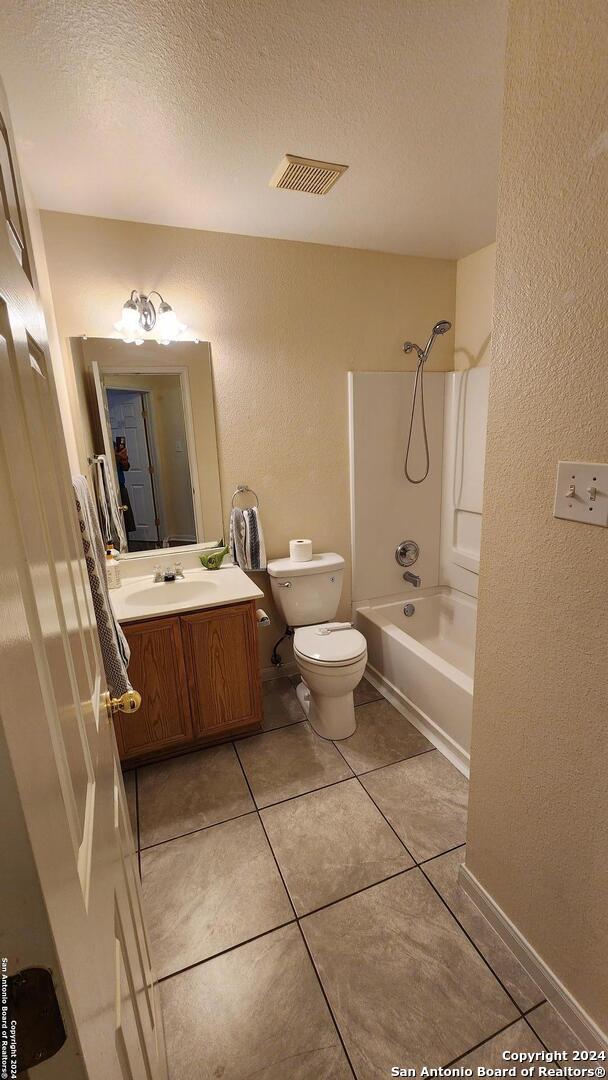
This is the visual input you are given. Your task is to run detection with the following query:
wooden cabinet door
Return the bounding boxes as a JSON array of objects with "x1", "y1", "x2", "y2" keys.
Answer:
[
  {"x1": 181, "y1": 601, "x2": 262, "y2": 738},
  {"x1": 117, "y1": 616, "x2": 193, "y2": 761}
]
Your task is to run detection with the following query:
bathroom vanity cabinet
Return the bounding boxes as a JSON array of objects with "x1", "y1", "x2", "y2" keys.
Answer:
[{"x1": 114, "y1": 599, "x2": 262, "y2": 765}]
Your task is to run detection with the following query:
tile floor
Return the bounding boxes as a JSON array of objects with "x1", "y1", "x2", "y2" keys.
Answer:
[{"x1": 125, "y1": 676, "x2": 582, "y2": 1079}]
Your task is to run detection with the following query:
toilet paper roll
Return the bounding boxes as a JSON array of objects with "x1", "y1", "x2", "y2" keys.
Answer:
[
  {"x1": 289, "y1": 538, "x2": 313, "y2": 562},
  {"x1": 256, "y1": 608, "x2": 271, "y2": 627}
]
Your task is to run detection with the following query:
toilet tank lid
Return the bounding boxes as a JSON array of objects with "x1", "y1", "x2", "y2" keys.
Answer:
[{"x1": 267, "y1": 552, "x2": 345, "y2": 578}]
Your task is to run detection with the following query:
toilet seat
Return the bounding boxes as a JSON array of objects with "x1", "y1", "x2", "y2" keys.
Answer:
[{"x1": 294, "y1": 623, "x2": 367, "y2": 665}]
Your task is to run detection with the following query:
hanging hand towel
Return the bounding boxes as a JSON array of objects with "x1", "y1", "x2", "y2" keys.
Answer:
[
  {"x1": 229, "y1": 506, "x2": 267, "y2": 571},
  {"x1": 73, "y1": 475, "x2": 132, "y2": 699},
  {"x1": 230, "y1": 507, "x2": 247, "y2": 569},
  {"x1": 92, "y1": 455, "x2": 128, "y2": 554}
]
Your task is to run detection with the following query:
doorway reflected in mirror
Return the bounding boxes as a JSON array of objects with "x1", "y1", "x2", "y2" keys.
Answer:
[
  {"x1": 70, "y1": 337, "x2": 224, "y2": 557},
  {"x1": 105, "y1": 375, "x2": 196, "y2": 551}
]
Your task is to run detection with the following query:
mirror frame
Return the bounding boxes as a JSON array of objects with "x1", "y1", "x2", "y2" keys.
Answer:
[{"x1": 73, "y1": 337, "x2": 224, "y2": 558}]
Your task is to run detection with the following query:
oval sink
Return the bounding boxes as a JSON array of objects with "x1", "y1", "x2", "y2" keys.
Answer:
[{"x1": 123, "y1": 579, "x2": 218, "y2": 608}]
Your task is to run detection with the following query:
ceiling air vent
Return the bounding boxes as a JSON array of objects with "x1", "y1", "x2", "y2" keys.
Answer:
[{"x1": 269, "y1": 154, "x2": 348, "y2": 196}]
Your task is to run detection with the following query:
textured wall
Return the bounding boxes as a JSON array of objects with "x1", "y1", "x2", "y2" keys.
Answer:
[
  {"x1": 453, "y1": 243, "x2": 495, "y2": 370},
  {"x1": 41, "y1": 211, "x2": 455, "y2": 667},
  {"x1": 466, "y1": 0, "x2": 608, "y2": 1032}
]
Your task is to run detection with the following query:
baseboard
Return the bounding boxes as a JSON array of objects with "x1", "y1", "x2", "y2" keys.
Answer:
[
  {"x1": 261, "y1": 660, "x2": 299, "y2": 682},
  {"x1": 364, "y1": 664, "x2": 470, "y2": 778},
  {"x1": 460, "y1": 863, "x2": 608, "y2": 1051}
]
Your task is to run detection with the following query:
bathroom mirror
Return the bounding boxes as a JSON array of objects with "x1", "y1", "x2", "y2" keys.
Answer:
[{"x1": 71, "y1": 337, "x2": 224, "y2": 555}]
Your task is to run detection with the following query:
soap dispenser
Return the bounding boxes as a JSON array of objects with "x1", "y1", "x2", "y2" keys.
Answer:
[{"x1": 105, "y1": 544, "x2": 121, "y2": 590}]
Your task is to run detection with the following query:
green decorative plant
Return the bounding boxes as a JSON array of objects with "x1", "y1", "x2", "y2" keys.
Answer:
[{"x1": 199, "y1": 546, "x2": 229, "y2": 571}]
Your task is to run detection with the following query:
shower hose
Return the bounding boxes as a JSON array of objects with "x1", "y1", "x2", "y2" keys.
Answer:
[{"x1": 404, "y1": 356, "x2": 430, "y2": 484}]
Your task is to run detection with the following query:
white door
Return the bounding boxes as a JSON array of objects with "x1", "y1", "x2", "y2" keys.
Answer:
[
  {"x1": 107, "y1": 388, "x2": 160, "y2": 544},
  {"x1": 0, "y1": 79, "x2": 167, "y2": 1079}
]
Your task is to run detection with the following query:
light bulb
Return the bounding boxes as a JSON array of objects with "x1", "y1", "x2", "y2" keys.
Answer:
[
  {"x1": 121, "y1": 298, "x2": 140, "y2": 331},
  {"x1": 156, "y1": 302, "x2": 179, "y2": 341}
]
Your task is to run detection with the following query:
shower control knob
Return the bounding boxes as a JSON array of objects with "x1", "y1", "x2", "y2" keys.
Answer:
[{"x1": 395, "y1": 540, "x2": 419, "y2": 567}]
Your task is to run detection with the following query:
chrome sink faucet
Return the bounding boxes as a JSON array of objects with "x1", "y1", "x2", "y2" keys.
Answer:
[
  {"x1": 153, "y1": 562, "x2": 185, "y2": 582},
  {"x1": 403, "y1": 571, "x2": 421, "y2": 587}
]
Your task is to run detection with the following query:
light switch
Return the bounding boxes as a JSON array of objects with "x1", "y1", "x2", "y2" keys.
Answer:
[{"x1": 553, "y1": 461, "x2": 608, "y2": 526}]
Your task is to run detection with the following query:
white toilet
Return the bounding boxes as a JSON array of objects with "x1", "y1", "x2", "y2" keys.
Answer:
[{"x1": 267, "y1": 552, "x2": 367, "y2": 740}]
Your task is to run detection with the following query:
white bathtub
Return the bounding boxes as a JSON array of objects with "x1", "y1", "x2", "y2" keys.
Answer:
[{"x1": 354, "y1": 587, "x2": 476, "y2": 775}]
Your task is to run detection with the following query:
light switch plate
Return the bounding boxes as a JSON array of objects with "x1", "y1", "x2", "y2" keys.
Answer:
[{"x1": 553, "y1": 461, "x2": 608, "y2": 526}]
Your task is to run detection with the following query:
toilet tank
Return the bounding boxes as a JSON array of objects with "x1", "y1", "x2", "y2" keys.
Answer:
[{"x1": 267, "y1": 553, "x2": 344, "y2": 627}]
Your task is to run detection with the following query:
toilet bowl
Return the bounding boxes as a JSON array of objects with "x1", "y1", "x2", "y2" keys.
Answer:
[
  {"x1": 293, "y1": 623, "x2": 367, "y2": 740},
  {"x1": 267, "y1": 552, "x2": 368, "y2": 740}
]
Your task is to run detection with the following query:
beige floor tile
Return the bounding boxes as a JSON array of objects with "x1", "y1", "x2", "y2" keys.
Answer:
[
  {"x1": 262, "y1": 676, "x2": 306, "y2": 730},
  {"x1": 526, "y1": 1002, "x2": 583, "y2": 1052},
  {"x1": 160, "y1": 924, "x2": 352, "y2": 1080},
  {"x1": 423, "y1": 847, "x2": 543, "y2": 1010},
  {"x1": 361, "y1": 751, "x2": 468, "y2": 861},
  {"x1": 301, "y1": 870, "x2": 518, "y2": 1076},
  {"x1": 261, "y1": 779, "x2": 413, "y2": 915},
  {"x1": 138, "y1": 743, "x2": 254, "y2": 848},
  {"x1": 122, "y1": 769, "x2": 138, "y2": 843},
  {"x1": 353, "y1": 676, "x2": 383, "y2": 707},
  {"x1": 236, "y1": 722, "x2": 353, "y2": 808},
  {"x1": 141, "y1": 814, "x2": 292, "y2": 978},
  {"x1": 456, "y1": 1019, "x2": 544, "y2": 1073},
  {"x1": 337, "y1": 698, "x2": 433, "y2": 774}
]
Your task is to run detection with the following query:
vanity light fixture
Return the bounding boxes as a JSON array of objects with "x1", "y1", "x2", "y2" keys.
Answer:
[{"x1": 114, "y1": 290, "x2": 187, "y2": 345}]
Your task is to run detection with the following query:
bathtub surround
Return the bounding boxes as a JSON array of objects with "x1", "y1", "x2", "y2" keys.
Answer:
[
  {"x1": 349, "y1": 368, "x2": 490, "y2": 606},
  {"x1": 349, "y1": 362, "x2": 489, "y2": 771},
  {"x1": 349, "y1": 238, "x2": 494, "y2": 606},
  {"x1": 348, "y1": 371, "x2": 445, "y2": 603},
  {"x1": 465, "y1": 0, "x2": 608, "y2": 1044},
  {"x1": 440, "y1": 367, "x2": 490, "y2": 597},
  {"x1": 40, "y1": 210, "x2": 455, "y2": 669},
  {"x1": 441, "y1": 242, "x2": 495, "y2": 594}
]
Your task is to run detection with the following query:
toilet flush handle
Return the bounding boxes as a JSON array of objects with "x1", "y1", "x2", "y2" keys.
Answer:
[{"x1": 275, "y1": 580, "x2": 292, "y2": 587}]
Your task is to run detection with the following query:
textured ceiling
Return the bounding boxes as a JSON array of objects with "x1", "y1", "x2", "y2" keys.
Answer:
[{"x1": 0, "y1": 0, "x2": 507, "y2": 258}]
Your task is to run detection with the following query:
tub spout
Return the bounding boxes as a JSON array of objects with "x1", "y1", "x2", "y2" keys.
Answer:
[{"x1": 403, "y1": 571, "x2": 421, "y2": 587}]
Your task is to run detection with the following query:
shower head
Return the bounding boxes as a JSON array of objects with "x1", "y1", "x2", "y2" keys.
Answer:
[
  {"x1": 403, "y1": 319, "x2": 452, "y2": 362},
  {"x1": 433, "y1": 320, "x2": 452, "y2": 336}
]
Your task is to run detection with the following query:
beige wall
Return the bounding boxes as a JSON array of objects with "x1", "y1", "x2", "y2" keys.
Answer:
[
  {"x1": 453, "y1": 243, "x2": 495, "y2": 370},
  {"x1": 466, "y1": 0, "x2": 608, "y2": 1035},
  {"x1": 41, "y1": 211, "x2": 455, "y2": 667}
]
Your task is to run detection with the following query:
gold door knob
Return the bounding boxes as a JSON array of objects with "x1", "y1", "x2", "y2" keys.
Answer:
[{"x1": 108, "y1": 689, "x2": 142, "y2": 715}]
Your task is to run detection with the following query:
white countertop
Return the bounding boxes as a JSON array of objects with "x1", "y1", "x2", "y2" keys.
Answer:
[{"x1": 111, "y1": 565, "x2": 264, "y2": 624}]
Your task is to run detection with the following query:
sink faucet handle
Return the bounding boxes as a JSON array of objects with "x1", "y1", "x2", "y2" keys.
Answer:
[
  {"x1": 174, "y1": 562, "x2": 185, "y2": 579},
  {"x1": 153, "y1": 564, "x2": 163, "y2": 583}
]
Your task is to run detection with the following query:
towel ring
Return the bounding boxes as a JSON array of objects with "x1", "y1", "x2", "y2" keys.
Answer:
[{"x1": 231, "y1": 484, "x2": 259, "y2": 509}]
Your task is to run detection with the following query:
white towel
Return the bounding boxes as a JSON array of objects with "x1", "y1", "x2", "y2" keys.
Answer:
[
  {"x1": 92, "y1": 455, "x2": 127, "y2": 554},
  {"x1": 73, "y1": 475, "x2": 132, "y2": 698},
  {"x1": 230, "y1": 506, "x2": 266, "y2": 571}
]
